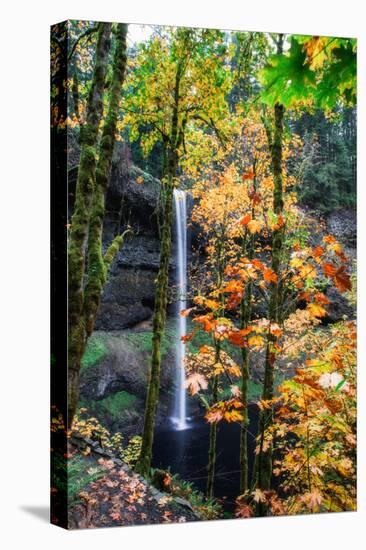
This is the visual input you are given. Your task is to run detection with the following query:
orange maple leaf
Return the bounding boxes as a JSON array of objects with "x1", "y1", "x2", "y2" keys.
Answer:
[
  {"x1": 313, "y1": 245, "x2": 324, "y2": 258},
  {"x1": 224, "y1": 280, "x2": 243, "y2": 294},
  {"x1": 322, "y1": 262, "x2": 337, "y2": 278},
  {"x1": 263, "y1": 268, "x2": 278, "y2": 283},
  {"x1": 252, "y1": 258, "x2": 265, "y2": 270},
  {"x1": 323, "y1": 234, "x2": 336, "y2": 244},
  {"x1": 242, "y1": 171, "x2": 254, "y2": 180},
  {"x1": 333, "y1": 266, "x2": 351, "y2": 292},
  {"x1": 180, "y1": 307, "x2": 193, "y2": 317},
  {"x1": 239, "y1": 213, "x2": 251, "y2": 226},
  {"x1": 205, "y1": 408, "x2": 224, "y2": 423}
]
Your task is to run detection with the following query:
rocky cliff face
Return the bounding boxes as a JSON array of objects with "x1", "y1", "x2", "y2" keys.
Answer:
[
  {"x1": 78, "y1": 329, "x2": 177, "y2": 435},
  {"x1": 96, "y1": 162, "x2": 163, "y2": 330},
  {"x1": 68, "y1": 144, "x2": 164, "y2": 330}
]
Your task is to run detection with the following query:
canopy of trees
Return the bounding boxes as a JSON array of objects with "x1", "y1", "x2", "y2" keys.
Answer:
[{"x1": 51, "y1": 20, "x2": 356, "y2": 527}]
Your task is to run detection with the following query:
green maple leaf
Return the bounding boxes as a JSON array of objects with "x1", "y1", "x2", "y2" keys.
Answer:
[
  {"x1": 258, "y1": 36, "x2": 356, "y2": 110},
  {"x1": 314, "y1": 43, "x2": 357, "y2": 109},
  {"x1": 258, "y1": 38, "x2": 316, "y2": 107}
]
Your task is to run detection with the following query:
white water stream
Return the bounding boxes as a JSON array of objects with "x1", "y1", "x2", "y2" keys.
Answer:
[{"x1": 172, "y1": 189, "x2": 188, "y2": 430}]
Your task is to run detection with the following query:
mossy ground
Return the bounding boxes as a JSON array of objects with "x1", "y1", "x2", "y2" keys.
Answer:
[
  {"x1": 81, "y1": 335, "x2": 107, "y2": 370},
  {"x1": 79, "y1": 391, "x2": 138, "y2": 424}
]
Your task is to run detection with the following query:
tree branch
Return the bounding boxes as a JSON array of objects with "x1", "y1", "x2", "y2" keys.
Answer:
[
  {"x1": 103, "y1": 228, "x2": 132, "y2": 272},
  {"x1": 68, "y1": 24, "x2": 99, "y2": 61}
]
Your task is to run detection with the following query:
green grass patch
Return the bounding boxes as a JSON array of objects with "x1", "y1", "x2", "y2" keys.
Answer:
[
  {"x1": 124, "y1": 321, "x2": 177, "y2": 357},
  {"x1": 81, "y1": 335, "x2": 107, "y2": 371},
  {"x1": 80, "y1": 391, "x2": 138, "y2": 423}
]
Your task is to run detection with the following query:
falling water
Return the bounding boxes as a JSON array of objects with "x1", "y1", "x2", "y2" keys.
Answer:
[{"x1": 172, "y1": 189, "x2": 188, "y2": 430}]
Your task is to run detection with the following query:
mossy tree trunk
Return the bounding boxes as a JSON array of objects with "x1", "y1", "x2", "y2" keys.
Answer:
[
  {"x1": 137, "y1": 59, "x2": 183, "y2": 476},
  {"x1": 137, "y1": 147, "x2": 177, "y2": 476},
  {"x1": 68, "y1": 22, "x2": 112, "y2": 428},
  {"x1": 84, "y1": 23, "x2": 128, "y2": 338},
  {"x1": 68, "y1": 23, "x2": 129, "y2": 428},
  {"x1": 253, "y1": 35, "x2": 284, "y2": 511}
]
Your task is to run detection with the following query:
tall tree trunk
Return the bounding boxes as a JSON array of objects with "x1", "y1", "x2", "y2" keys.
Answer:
[
  {"x1": 207, "y1": 374, "x2": 219, "y2": 498},
  {"x1": 68, "y1": 23, "x2": 112, "y2": 428},
  {"x1": 239, "y1": 166, "x2": 257, "y2": 494},
  {"x1": 137, "y1": 54, "x2": 184, "y2": 476},
  {"x1": 239, "y1": 281, "x2": 252, "y2": 493},
  {"x1": 84, "y1": 23, "x2": 128, "y2": 338},
  {"x1": 206, "y1": 234, "x2": 225, "y2": 498},
  {"x1": 253, "y1": 35, "x2": 284, "y2": 511},
  {"x1": 137, "y1": 151, "x2": 177, "y2": 476}
]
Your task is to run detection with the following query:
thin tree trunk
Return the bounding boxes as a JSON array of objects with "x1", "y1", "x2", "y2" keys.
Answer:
[
  {"x1": 207, "y1": 374, "x2": 219, "y2": 498},
  {"x1": 68, "y1": 23, "x2": 112, "y2": 428},
  {"x1": 137, "y1": 54, "x2": 184, "y2": 476},
  {"x1": 137, "y1": 155, "x2": 176, "y2": 476},
  {"x1": 253, "y1": 35, "x2": 284, "y2": 511},
  {"x1": 239, "y1": 283, "x2": 252, "y2": 493},
  {"x1": 72, "y1": 61, "x2": 80, "y2": 123},
  {"x1": 206, "y1": 232, "x2": 225, "y2": 498},
  {"x1": 239, "y1": 166, "x2": 257, "y2": 494}
]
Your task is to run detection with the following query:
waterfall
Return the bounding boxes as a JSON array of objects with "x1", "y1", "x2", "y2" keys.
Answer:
[{"x1": 172, "y1": 189, "x2": 188, "y2": 431}]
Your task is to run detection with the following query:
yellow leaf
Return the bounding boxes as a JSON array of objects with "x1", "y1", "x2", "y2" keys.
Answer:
[
  {"x1": 307, "y1": 303, "x2": 327, "y2": 318},
  {"x1": 248, "y1": 335, "x2": 264, "y2": 348},
  {"x1": 247, "y1": 219, "x2": 263, "y2": 234}
]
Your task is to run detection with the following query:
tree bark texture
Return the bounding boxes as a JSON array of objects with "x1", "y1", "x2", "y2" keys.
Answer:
[
  {"x1": 68, "y1": 23, "x2": 129, "y2": 429},
  {"x1": 67, "y1": 22, "x2": 112, "y2": 428},
  {"x1": 253, "y1": 35, "x2": 285, "y2": 509}
]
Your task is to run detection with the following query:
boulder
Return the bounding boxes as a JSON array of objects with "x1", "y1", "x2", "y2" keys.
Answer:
[{"x1": 324, "y1": 286, "x2": 354, "y2": 324}]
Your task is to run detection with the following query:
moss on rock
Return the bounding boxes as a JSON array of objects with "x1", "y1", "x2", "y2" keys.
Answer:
[
  {"x1": 81, "y1": 335, "x2": 107, "y2": 371},
  {"x1": 79, "y1": 390, "x2": 138, "y2": 427}
]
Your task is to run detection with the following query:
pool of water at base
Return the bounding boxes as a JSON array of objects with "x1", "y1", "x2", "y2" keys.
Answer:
[{"x1": 152, "y1": 405, "x2": 258, "y2": 512}]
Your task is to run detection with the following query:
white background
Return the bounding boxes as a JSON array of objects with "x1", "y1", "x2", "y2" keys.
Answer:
[{"x1": 0, "y1": 0, "x2": 365, "y2": 548}]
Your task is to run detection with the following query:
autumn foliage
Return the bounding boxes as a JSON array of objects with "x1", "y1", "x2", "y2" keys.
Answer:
[
  {"x1": 182, "y1": 109, "x2": 355, "y2": 514},
  {"x1": 52, "y1": 22, "x2": 356, "y2": 526}
]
